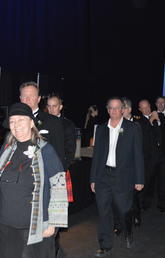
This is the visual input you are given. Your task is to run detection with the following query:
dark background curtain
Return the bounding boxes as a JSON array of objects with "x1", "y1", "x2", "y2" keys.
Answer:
[
  {"x1": 0, "y1": 0, "x2": 88, "y2": 73},
  {"x1": 0, "y1": 0, "x2": 165, "y2": 126}
]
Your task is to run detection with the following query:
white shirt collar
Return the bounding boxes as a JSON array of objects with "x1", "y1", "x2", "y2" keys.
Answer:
[
  {"x1": 108, "y1": 117, "x2": 123, "y2": 130},
  {"x1": 33, "y1": 108, "x2": 39, "y2": 114},
  {"x1": 144, "y1": 114, "x2": 151, "y2": 119},
  {"x1": 157, "y1": 110, "x2": 165, "y2": 115},
  {"x1": 33, "y1": 108, "x2": 39, "y2": 117}
]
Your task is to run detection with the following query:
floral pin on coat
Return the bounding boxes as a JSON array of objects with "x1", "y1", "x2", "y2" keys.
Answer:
[
  {"x1": 119, "y1": 128, "x2": 124, "y2": 135},
  {"x1": 37, "y1": 120, "x2": 42, "y2": 126},
  {"x1": 23, "y1": 145, "x2": 36, "y2": 159}
]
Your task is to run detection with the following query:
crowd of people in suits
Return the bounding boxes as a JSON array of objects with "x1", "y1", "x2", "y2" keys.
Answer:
[
  {"x1": 90, "y1": 96, "x2": 165, "y2": 257},
  {"x1": 0, "y1": 80, "x2": 165, "y2": 258},
  {"x1": 123, "y1": 97, "x2": 165, "y2": 214}
]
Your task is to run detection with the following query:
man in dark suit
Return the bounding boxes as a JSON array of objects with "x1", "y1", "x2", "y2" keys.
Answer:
[
  {"x1": 47, "y1": 93, "x2": 76, "y2": 257},
  {"x1": 90, "y1": 97, "x2": 144, "y2": 257},
  {"x1": 121, "y1": 98, "x2": 143, "y2": 228},
  {"x1": 138, "y1": 99, "x2": 162, "y2": 210},
  {"x1": 155, "y1": 96, "x2": 165, "y2": 117},
  {"x1": 19, "y1": 81, "x2": 65, "y2": 166},
  {"x1": 155, "y1": 97, "x2": 165, "y2": 212},
  {"x1": 47, "y1": 93, "x2": 76, "y2": 171}
]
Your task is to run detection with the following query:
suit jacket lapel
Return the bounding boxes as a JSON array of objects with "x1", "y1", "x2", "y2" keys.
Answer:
[
  {"x1": 116, "y1": 118, "x2": 127, "y2": 166},
  {"x1": 102, "y1": 123, "x2": 109, "y2": 162}
]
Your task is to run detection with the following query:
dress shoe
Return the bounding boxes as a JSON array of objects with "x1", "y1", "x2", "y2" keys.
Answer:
[
  {"x1": 113, "y1": 228, "x2": 122, "y2": 236},
  {"x1": 95, "y1": 248, "x2": 111, "y2": 257},
  {"x1": 134, "y1": 216, "x2": 141, "y2": 227},
  {"x1": 125, "y1": 234, "x2": 133, "y2": 249}
]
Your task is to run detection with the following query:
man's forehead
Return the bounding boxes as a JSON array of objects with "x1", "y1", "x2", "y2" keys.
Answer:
[
  {"x1": 48, "y1": 97, "x2": 60, "y2": 105},
  {"x1": 20, "y1": 86, "x2": 38, "y2": 94},
  {"x1": 109, "y1": 99, "x2": 122, "y2": 106},
  {"x1": 157, "y1": 98, "x2": 165, "y2": 103},
  {"x1": 48, "y1": 103, "x2": 59, "y2": 107},
  {"x1": 139, "y1": 101, "x2": 150, "y2": 107}
]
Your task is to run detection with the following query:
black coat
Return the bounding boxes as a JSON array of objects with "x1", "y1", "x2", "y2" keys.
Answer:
[
  {"x1": 90, "y1": 118, "x2": 144, "y2": 192},
  {"x1": 158, "y1": 112, "x2": 165, "y2": 156},
  {"x1": 59, "y1": 116, "x2": 76, "y2": 170},
  {"x1": 35, "y1": 110, "x2": 65, "y2": 166},
  {"x1": 137, "y1": 115, "x2": 161, "y2": 162}
]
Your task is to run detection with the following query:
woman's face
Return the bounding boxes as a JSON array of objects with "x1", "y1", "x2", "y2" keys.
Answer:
[{"x1": 9, "y1": 115, "x2": 34, "y2": 142}]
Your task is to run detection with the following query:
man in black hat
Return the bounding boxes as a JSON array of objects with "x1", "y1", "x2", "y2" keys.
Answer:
[{"x1": 19, "y1": 81, "x2": 65, "y2": 166}]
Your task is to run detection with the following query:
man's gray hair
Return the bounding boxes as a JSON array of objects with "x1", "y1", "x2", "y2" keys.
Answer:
[
  {"x1": 19, "y1": 81, "x2": 40, "y2": 95},
  {"x1": 122, "y1": 97, "x2": 132, "y2": 108},
  {"x1": 106, "y1": 97, "x2": 125, "y2": 109}
]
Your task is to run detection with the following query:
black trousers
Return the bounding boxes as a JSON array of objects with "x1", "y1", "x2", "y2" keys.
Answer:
[
  {"x1": 95, "y1": 167, "x2": 133, "y2": 250},
  {"x1": 0, "y1": 223, "x2": 56, "y2": 258},
  {"x1": 157, "y1": 157, "x2": 165, "y2": 209},
  {"x1": 138, "y1": 152, "x2": 165, "y2": 210},
  {"x1": 139, "y1": 155, "x2": 158, "y2": 209}
]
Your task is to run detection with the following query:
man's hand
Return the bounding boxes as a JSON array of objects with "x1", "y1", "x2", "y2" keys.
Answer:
[
  {"x1": 43, "y1": 226, "x2": 55, "y2": 238},
  {"x1": 91, "y1": 182, "x2": 95, "y2": 193},
  {"x1": 135, "y1": 184, "x2": 144, "y2": 191},
  {"x1": 150, "y1": 111, "x2": 159, "y2": 124}
]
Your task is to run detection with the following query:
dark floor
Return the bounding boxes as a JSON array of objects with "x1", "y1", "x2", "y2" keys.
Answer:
[{"x1": 58, "y1": 201, "x2": 165, "y2": 258}]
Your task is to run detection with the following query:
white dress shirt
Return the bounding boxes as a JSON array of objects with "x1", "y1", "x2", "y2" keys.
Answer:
[
  {"x1": 106, "y1": 117, "x2": 123, "y2": 167},
  {"x1": 33, "y1": 108, "x2": 39, "y2": 117},
  {"x1": 144, "y1": 114, "x2": 151, "y2": 120}
]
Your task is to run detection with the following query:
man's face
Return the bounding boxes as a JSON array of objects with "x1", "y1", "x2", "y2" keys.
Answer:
[
  {"x1": 47, "y1": 97, "x2": 63, "y2": 116},
  {"x1": 20, "y1": 86, "x2": 41, "y2": 111},
  {"x1": 123, "y1": 105, "x2": 132, "y2": 119},
  {"x1": 156, "y1": 98, "x2": 165, "y2": 112},
  {"x1": 107, "y1": 99, "x2": 123, "y2": 120},
  {"x1": 138, "y1": 100, "x2": 151, "y2": 116}
]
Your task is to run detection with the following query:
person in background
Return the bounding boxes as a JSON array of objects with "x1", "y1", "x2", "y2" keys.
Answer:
[
  {"x1": 155, "y1": 96, "x2": 165, "y2": 116},
  {"x1": 47, "y1": 93, "x2": 76, "y2": 171},
  {"x1": 122, "y1": 98, "x2": 134, "y2": 121},
  {"x1": 83, "y1": 105, "x2": 99, "y2": 147},
  {"x1": 122, "y1": 98, "x2": 143, "y2": 227},
  {"x1": 138, "y1": 99, "x2": 162, "y2": 211},
  {"x1": 155, "y1": 97, "x2": 165, "y2": 212},
  {"x1": 47, "y1": 93, "x2": 76, "y2": 256},
  {"x1": 90, "y1": 97, "x2": 144, "y2": 257},
  {"x1": 19, "y1": 81, "x2": 65, "y2": 167},
  {"x1": 0, "y1": 103, "x2": 68, "y2": 258}
]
